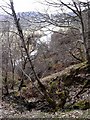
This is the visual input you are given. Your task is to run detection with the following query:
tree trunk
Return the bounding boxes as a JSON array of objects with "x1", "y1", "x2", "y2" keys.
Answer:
[
  {"x1": 4, "y1": 74, "x2": 9, "y2": 95},
  {"x1": 87, "y1": 8, "x2": 90, "y2": 66},
  {"x1": 9, "y1": 0, "x2": 56, "y2": 108}
]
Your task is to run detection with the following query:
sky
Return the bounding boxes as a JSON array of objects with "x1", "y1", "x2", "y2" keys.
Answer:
[
  {"x1": 0, "y1": 0, "x2": 46, "y2": 13},
  {"x1": 12, "y1": 0, "x2": 45, "y2": 12},
  {"x1": 0, "y1": 0, "x2": 89, "y2": 14}
]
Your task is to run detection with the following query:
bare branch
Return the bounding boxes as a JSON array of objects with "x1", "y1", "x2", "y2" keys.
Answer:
[{"x1": 0, "y1": 6, "x2": 13, "y2": 16}]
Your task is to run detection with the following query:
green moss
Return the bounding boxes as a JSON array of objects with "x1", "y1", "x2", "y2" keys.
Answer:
[
  {"x1": 49, "y1": 81, "x2": 58, "y2": 93},
  {"x1": 73, "y1": 100, "x2": 90, "y2": 110},
  {"x1": 56, "y1": 90, "x2": 64, "y2": 97},
  {"x1": 50, "y1": 81, "x2": 56, "y2": 87},
  {"x1": 14, "y1": 91, "x2": 20, "y2": 96}
]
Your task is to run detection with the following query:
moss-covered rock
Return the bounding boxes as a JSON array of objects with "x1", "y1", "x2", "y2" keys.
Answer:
[{"x1": 41, "y1": 61, "x2": 89, "y2": 86}]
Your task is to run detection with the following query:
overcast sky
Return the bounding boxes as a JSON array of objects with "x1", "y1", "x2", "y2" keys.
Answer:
[
  {"x1": 0, "y1": 0, "x2": 89, "y2": 14},
  {"x1": 12, "y1": 0, "x2": 45, "y2": 12},
  {"x1": 0, "y1": 0, "x2": 46, "y2": 13}
]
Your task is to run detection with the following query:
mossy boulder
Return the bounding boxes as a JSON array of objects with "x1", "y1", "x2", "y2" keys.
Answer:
[{"x1": 41, "y1": 61, "x2": 89, "y2": 86}]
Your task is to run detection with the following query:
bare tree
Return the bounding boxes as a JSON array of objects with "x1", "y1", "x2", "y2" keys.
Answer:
[
  {"x1": 1, "y1": 21, "x2": 10, "y2": 95},
  {"x1": 7, "y1": 21, "x2": 16, "y2": 90},
  {"x1": 38, "y1": 0, "x2": 90, "y2": 65},
  {"x1": 60, "y1": 0, "x2": 90, "y2": 65},
  {"x1": 8, "y1": 0, "x2": 57, "y2": 108}
]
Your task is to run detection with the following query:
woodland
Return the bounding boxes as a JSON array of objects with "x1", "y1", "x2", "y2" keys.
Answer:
[{"x1": 0, "y1": 0, "x2": 90, "y2": 119}]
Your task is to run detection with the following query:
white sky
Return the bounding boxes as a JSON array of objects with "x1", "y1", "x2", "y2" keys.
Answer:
[
  {"x1": 12, "y1": 0, "x2": 45, "y2": 12},
  {"x1": 0, "y1": 0, "x2": 46, "y2": 13},
  {"x1": 0, "y1": 0, "x2": 89, "y2": 14}
]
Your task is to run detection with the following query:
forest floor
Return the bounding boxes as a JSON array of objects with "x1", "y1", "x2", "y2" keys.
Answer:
[
  {"x1": 1, "y1": 62, "x2": 90, "y2": 119},
  {"x1": 1, "y1": 97, "x2": 90, "y2": 119}
]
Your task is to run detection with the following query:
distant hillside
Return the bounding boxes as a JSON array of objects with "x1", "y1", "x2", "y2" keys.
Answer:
[
  {"x1": 0, "y1": 11, "x2": 75, "y2": 31},
  {"x1": 0, "y1": 11, "x2": 46, "y2": 30}
]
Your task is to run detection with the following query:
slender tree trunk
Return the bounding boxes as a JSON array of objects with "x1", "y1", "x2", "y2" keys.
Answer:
[
  {"x1": 87, "y1": 8, "x2": 90, "y2": 65},
  {"x1": 18, "y1": 59, "x2": 27, "y2": 91},
  {"x1": 9, "y1": 0, "x2": 56, "y2": 108},
  {"x1": 4, "y1": 76, "x2": 9, "y2": 95},
  {"x1": 11, "y1": 66, "x2": 15, "y2": 90}
]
